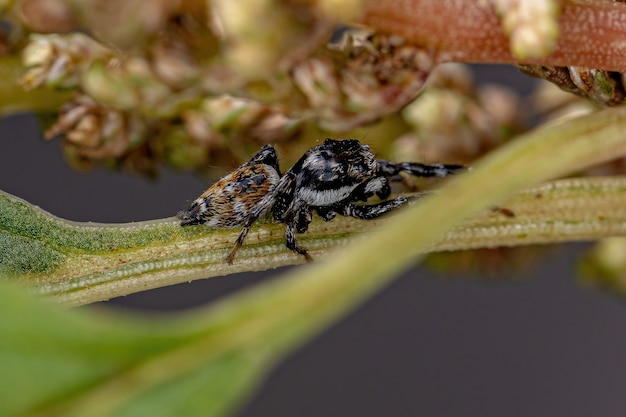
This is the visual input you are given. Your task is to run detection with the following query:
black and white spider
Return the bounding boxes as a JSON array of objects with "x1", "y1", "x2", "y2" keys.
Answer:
[{"x1": 177, "y1": 139, "x2": 464, "y2": 264}]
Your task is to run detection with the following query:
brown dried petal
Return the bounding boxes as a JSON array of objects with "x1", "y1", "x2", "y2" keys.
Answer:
[
  {"x1": 150, "y1": 40, "x2": 199, "y2": 88},
  {"x1": 293, "y1": 31, "x2": 435, "y2": 131},
  {"x1": 22, "y1": 33, "x2": 113, "y2": 89},
  {"x1": 47, "y1": 94, "x2": 148, "y2": 161},
  {"x1": 66, "y1": 113, "x2": 101, "y2": 147},
  {"x1": 45, "y1": 102, "x2": 91, "y2": 139},
  {"x1": 294, "y1": 58, "x2": 342, "y2": 109}
]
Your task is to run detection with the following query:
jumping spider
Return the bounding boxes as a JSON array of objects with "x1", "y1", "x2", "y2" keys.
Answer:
[{"x1": 178, "y1": 139, "x2": 464, "y2": 264}]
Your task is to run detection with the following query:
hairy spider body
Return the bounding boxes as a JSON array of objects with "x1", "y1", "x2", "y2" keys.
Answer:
[
  {"x1": 178, "y1": 139, "x2": 464, "y2": 264},
  {"x1": 177, "y1": 145, "x2": 281, "y2": 228}
]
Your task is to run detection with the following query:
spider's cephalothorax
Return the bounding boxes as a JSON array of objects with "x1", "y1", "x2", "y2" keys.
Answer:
[{"x1": 178, "y1": 139, "x2": 465, "y2": 264}]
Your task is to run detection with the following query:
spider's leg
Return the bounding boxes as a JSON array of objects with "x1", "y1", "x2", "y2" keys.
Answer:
[
  {"x1": 227, "y1": 223, "x2": 252, "y2": 265},
  {"x1": 378, "y1": 160, "x2": 465, "y2": 179},
  {"x1": 295, "y1": 207, "x2": 313, "y2": 233},
  {"x1": 337, "y1": 191, "x2": 431, "y2": 224},
  {"x1": 375, "y1": 179, "x2": 391, "y2": 200},
  {"x1": 316, "y1": 207, "x2": 337, "y2": 222},
  {"x1": 227, "y1": 196, "x2": 276, "y2": 264},
  {"x1": 285, "y1": 221, "x2": 313, "y2": 262},
  {"x1": 339, "y1": 196, "x2": 409, "y2": 220},
  {"x1": 226, "y1": 210, "x2": 273, "y2": 264},
  {"x1": 351, "y1": 176, "x2": 391, "y2": 201}
]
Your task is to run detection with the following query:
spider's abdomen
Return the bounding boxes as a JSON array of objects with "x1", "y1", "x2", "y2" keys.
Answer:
[{"x1": 178, "y1": 164, "x2": 280, "y2": 228}]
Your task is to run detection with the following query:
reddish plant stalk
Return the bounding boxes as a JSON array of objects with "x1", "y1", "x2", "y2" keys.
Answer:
[{"x1": 361, "y1": 0, "x2": 626, "y2": 71}]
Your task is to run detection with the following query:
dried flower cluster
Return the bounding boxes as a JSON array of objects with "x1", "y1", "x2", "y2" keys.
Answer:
[
  {"x1": 0, "y1": 0, "x2": 441, "y2": 175},
  {"x1": 395, "y1": 64, "x2": 526, "y2": 166},
  {"x1": 2, "y1": 0, "x2": 625, "y2": 178}
]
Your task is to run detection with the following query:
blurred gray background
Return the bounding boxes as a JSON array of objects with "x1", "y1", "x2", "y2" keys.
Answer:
[{"x1": 2, "y1": 66, "x2": 626, "y2": 417}]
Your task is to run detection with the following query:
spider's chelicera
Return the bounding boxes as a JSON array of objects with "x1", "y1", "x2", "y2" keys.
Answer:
[{"x1": 177, "y1": 139, "x2": 464, "y2": 264}]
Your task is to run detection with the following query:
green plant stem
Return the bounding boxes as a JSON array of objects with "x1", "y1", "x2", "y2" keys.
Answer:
[
  {"x1": 0, "y1": 176, "x2": 625, "y2": 306},
  {"x1": 4, "y1": 107, "x2": 626, "y2": 306}
]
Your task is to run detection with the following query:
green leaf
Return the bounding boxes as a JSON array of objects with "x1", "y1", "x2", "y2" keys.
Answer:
[
  {"x1": 0, "y1": 283, "x2": 192, "y2": 417},
  {"x1": 0, "y1": 278, "x2": 319, "y2": 417}
]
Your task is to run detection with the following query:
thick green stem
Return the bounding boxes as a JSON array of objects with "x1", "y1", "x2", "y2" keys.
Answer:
[
  {"x1": 1, "y1": 175, "x2": 625, "y2": 306},
  {"x1": 4, "y1": 107, "x2": 626, "y2": 306}
]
